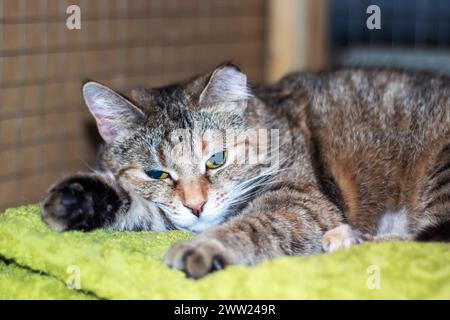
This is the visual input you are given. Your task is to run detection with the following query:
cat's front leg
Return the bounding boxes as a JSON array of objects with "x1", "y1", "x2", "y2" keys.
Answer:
[
  {"x1": 165, "y1": 187, "x2": 345, "y2": 278},
  {"x1": 41, "y1": 173, "x2": 126, "y2": 231},
  {"x1": 164, "y1": 237, "x2": 233, "y2": 279}
]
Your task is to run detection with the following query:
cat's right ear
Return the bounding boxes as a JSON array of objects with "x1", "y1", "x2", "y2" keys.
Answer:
[
  {"x1": 198, "y1": 64, "x2": 252, "y2": 114},
  {"x1": 82, "y1": 82, "x2": 146, "y2": 144}
]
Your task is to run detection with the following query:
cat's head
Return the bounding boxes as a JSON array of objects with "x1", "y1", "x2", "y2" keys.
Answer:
[{"x1": 82, "y1": 64, "x2": 274, "y2": 232}]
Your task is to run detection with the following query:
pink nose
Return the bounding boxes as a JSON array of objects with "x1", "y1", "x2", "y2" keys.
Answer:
[{"x1": 184, "y1": 200, "x2": 206, "y2": 217}]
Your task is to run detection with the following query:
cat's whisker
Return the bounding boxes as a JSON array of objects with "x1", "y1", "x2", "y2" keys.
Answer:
[
  {"x1": 233, "y1": 167, "x2": 291, "y2": 190},
  {"x1": 154, "y1": 202, "x2": 175, "y2": 216},
  {"x1": 78, "y1": 158, "x2": 97, "y2": 173},
  {"x1": 220, "y1": 166, "x2": 292, "y2": 211}
]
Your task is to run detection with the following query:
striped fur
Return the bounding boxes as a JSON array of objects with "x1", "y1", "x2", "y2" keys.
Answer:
[{"x1": 42, "y1": 65, "x2": 450, "y2": 278}]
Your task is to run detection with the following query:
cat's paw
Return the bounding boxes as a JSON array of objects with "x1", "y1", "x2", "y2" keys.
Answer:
[
  {"x1": 41, "y1": 176, "x2": 119, "y2": 232},
  {"x1": 164, "y1": 239, "x2": 231, "y2": 279},
  {"x1": 42, "y1": 178, "x2": 95, "y2": 231},
  {"x1": 322, "y1": 224, "x2": 363, "y2": 252}
]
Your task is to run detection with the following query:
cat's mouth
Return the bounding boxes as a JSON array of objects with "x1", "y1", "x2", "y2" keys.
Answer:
[
  {"x1": 154, "y1": 200, "x2": 229, "y2": 232},
  {"x1": 188, "y1": 209, "x2": 230, "y2": 232},
  {"x1": 180, "y1": 211, "x2": 228, "y2": 233}
]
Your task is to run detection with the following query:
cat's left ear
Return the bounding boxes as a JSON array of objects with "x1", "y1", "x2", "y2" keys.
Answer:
[
  {"x1": 198, "y1": 64, "x2": 252, "y2": 114},
  {"x1": 82, "y1": 81, "x2": 146, "y2": 144}
]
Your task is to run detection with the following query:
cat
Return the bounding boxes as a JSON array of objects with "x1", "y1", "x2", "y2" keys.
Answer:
[{"x1": 42, "y1": 63, "x2": 450, "y2": 279}]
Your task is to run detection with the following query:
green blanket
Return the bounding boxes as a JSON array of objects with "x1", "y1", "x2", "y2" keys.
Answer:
[{"x1": 0, "y1": 205, "x2": 448, "y2": 299}]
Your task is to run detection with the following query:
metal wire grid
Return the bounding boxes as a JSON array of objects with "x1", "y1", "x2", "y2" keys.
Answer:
[
  {"x1": 328, "y1": 0, "x2": 450, "y2": 74},
  {"x1": 330, "y1": 0, "x2": 450, "y2": 48},
  {"x1": 0, "y1": 0, "x2": 266, "y2": 211}
]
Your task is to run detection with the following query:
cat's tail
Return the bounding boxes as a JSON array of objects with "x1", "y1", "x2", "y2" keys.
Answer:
[{"x1": 415, "y1": 221, "x2": 450, "y2": 242}]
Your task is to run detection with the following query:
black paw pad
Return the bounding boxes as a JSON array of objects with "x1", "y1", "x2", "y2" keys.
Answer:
[
  {"x1": 60, "y1": 183, "x2": 84, "y2": 206},
  {"x1": 211, "y1": 255, "x2": 226, "y2": 271},
  {"x1": 41, "y1": 176, "x2": 120, "y2": 232}
]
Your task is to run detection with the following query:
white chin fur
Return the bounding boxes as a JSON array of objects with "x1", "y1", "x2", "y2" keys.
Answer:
[
  {"x1": 172, "y1": 214, "x2": 225, "y2": 233},
  {"x1": 169, "y1": 202, "x2": 228, "y2": 233},
  {"x1": 185, "y1": 216, "x2": 225, "y2": 233}
]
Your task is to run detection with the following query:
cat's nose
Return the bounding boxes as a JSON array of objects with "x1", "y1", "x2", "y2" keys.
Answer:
[{"x1": 184, "y1": 200, "x2": 206, "y2": 217}]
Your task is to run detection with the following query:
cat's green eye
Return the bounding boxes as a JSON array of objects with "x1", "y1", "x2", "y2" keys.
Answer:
[
  {"x1": 145, "y1": 170, "x2": 170, "y2": 180},
  {"x1": 206, "y1": 151, "x2": 227, "y2": 169}
]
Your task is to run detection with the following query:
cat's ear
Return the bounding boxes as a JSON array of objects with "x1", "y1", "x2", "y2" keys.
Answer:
[
  {"x1": 82, "y1": 81, "x2": 146, "y2": 144},
  {"x1": 198, "y1": 64, "x2": 252, "y2": 113}
]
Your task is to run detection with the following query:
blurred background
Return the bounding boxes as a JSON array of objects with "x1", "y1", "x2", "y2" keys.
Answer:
[{"x1": 0, "y1": 0, "x2": 449, "y2": 211}]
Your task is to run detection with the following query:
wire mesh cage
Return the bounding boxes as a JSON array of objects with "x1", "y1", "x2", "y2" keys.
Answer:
[
  {"x1": 329, "y1": 0, "x2": 450, "y2": 73},
  {"x1": 0, "y1": 0, "x2": 267, "y2": 211}
]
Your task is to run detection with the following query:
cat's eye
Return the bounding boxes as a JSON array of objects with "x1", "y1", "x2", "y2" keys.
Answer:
[
  {"x1": 206, "y1": 151, "x2": 227, "y2": 169},
  {"x1": 145, "y1": 170, "x2": 170, "y2": 180}
]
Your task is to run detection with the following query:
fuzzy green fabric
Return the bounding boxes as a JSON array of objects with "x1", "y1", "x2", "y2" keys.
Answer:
[{"x1": 0, "y1": 204, "x2": 448, "y2": 299}]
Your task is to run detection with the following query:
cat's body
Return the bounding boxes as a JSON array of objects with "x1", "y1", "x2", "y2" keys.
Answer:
[{"x1": 42, "y1": 66, "x2": 450, "y2": 278}]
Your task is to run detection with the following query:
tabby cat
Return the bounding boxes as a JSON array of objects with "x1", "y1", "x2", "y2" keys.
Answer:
[{"x1": 42, "y1": 64, "x2": 450, "y2": 278}]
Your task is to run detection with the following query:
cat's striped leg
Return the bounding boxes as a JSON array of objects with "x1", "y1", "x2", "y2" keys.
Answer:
[
  {"x1": 41, "y1": 173, "x2": 129, "y2": 231},
  {"x1": 413, "y1": 145, "x2": 450, "y2": 241},
  {"x1": 164, "y1": 185, "x2": 345, "y2": 279}
]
